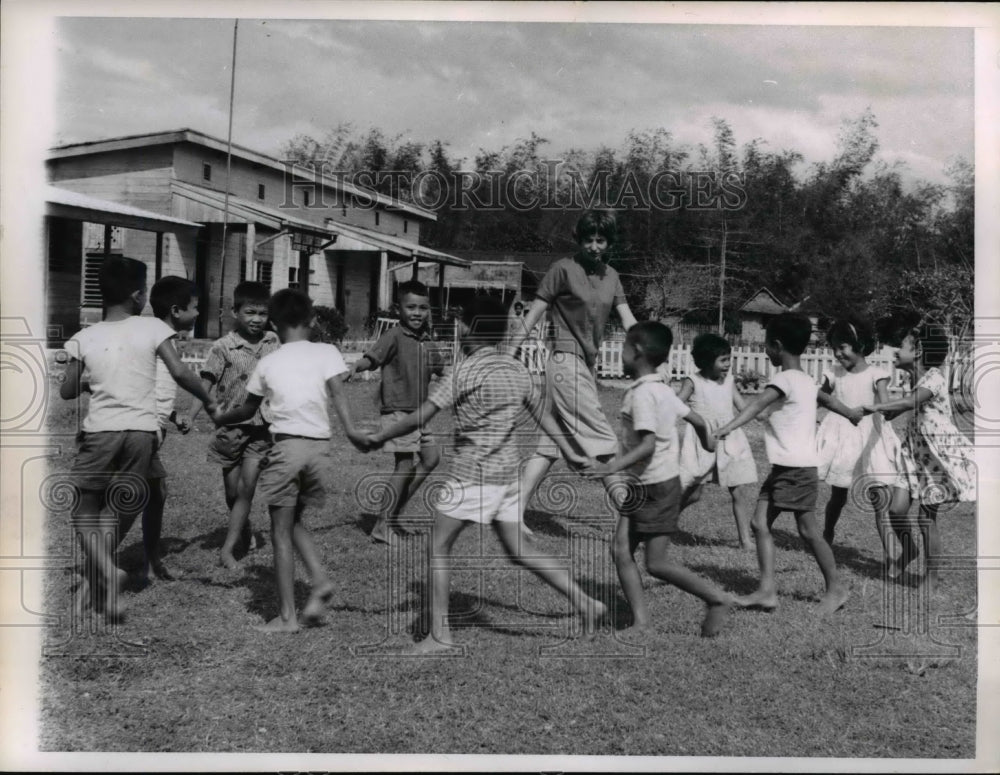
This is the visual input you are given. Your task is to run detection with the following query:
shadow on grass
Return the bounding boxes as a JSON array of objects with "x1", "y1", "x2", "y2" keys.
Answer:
[
  {"x1": 769, "y1": 527, "x2": 890, "y2": 583},
  {"x1": 687, "y1": 562, "x2": 763, "y2": 596}
]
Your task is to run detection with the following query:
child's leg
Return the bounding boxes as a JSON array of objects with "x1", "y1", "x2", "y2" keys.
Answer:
[
  {"x1": 794, "y1": 509, "x2": 850, "y2": 614},
  {"x1": 221, "y1": 464, "x2": 241, "y2": 510},
  {"x1": 518, "y1": 454, "x2": 555, "y2": 522},
  {"x1": 257, "y1": 503, "x2": 300, "y2": 632},
  {"x1": 407, "y1": 445, "x2": 441, "y2": 508},
  {"x1": 408, "y1": 512, "x2": 467, "y2": 653},
  {"x1": 495, "y1": 519, "x2": 606, "y2": 638},
  {"x1": 644, "y1": 534, "x2": 735, "y2": 636},
  {"x1": 292, "y1": 502, "x2": 336, "y2": 623},
  {"x1": 73, "y1": 490, "x2": 127, "y2": 619},
  {"x1": 611, "y1": 516, "x2": 648, "y2": 631},
  {"x1": 371, "y1": 453, "x2": 416, "y2": 543},
  {"x1": 870, "y1": 486, "x2": 895, "y2": 562},
  {"x1": 729, "y1": 484, "x2": 755, "y2": 548},
  {"x1": 822, "y1": 486, "x2": 849, "y2": 546},
  {"x1": 738, "y1": 499, "x2": 780, "y2": 610},
  {"x1": 219, "y1": 456, "x2": 264, "y2": 569},
  {"x1": 887, "y1": 487, "x2": 917, "y2": 578},
  {"x1": 141, "y1": 477, "x2": 174, "y2": 580},
  {"x1": 920, "y1": 503, "x2": 941, "y2": 592},
  {"x1": 679, "y1": 483, "x2": 702, "y2": 512}
]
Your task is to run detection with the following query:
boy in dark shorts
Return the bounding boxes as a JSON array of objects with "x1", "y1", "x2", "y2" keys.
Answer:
[
  {"x1": 587, "y1": 322, "x2": 737, "y2": 638},
  {"x1": 348, "y1": 280, "x2": 443, "y2": 543},
  {"x1": 196, "y1": 281, "x2": 279, "y2": 569},
  {"x1": 715, "y1": 313, "x2": 853, "y2": 615},
  {"x1": 60, "y1": 257, "x2": 215, "y2": 620}
]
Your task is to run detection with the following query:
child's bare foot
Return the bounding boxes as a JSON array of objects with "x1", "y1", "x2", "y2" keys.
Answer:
[
  {"x1": 104, "y1": 568, "x2": 127, "y2": 621},
  {"x1": 735, "y1": 590, "x2": 778, "y2": 611},
  {"x1": 405, "y1": 635, "x2": 460, "y2": 655},
  {"x1": 617, "y1": 622, "x2": 652, "y2": 641},
  {"x1": 370, "y1": 518, "x2": 389, "y2": 544},
  {"x1": 301, "y1": 583, "x2": 335, "y2": 625},
  {"x1": 151, "y1": 561, "x2": 183, "y2": 581},
  {"x1": 701, "y1": 600, "x2": 733, "y2": 637},
  {"x1": 885, "y1": 557, "x2": 903, "y2": 581},
  {"x1": 817, "y1": 584, "x2": 850, "y2": 616},
  {"x1": 218, "y1": 550, "x2": 240, "y2": 570},
  {"x1": 580, "y1": 599, "x2": 607, "y2": 640},
  {"x1": 254, "y1": 615, "x2": 300, "y2": 633}
]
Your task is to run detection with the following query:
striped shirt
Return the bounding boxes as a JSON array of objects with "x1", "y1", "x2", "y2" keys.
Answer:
[
  {"x1": 200, "y1": 330, "x2": 280, "y2": 425},
  {"x1": 428, "y1": 347, "x2": 541, "y2": 485}
]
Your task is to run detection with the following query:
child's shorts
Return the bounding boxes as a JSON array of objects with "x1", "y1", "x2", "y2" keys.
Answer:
[
  {"x1": 759, "y1": 465, "x2": 818, "y2": 512},
  {"x1": 207, "y1": 424, "x2": 272, "y2": 468},
  {"x1": 257, "y1": 436, "x2": 329, "y2": 509},
  {"x1": 535, "y1": 351, "x2": 619, "y2": 461},
  {"x1": 379, "y1": 411, "x2": 435, "y2": 454},
  {"x1": 71, "y1": 430, "x2": 162, "y2": 494},
  {"x1": 621, "y1": 476, "x2": 682, "y2": 535},
  {"x1": 433, "y1": 478, "x2": 520, "y2": 525}
]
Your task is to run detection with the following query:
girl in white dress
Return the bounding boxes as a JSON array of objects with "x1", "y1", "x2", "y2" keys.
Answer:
[
  {"x1": 817, "y1": 319, "x2": 901, "y2": 561},
  {"x1": 864, "y1": 319, "x2": 975, "y2": 587},
  {"x1": 672, "y1": 333, "x2": 758, "y2": 548}
]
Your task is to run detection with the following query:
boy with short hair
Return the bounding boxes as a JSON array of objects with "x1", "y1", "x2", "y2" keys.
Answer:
[
  {"x1": 211, "y1": 289, "x2": 369, "y2": 632},
  {"x1": 60, "y1": 257, "x2": 216, "y2": 620},
  {"x1": 715, "y1": 313, "x2": 852, "y2": 615},
  {"x1": 140, "y1": 275, "x2": 201, "y2": 583},
  {"x1": 348, "y1": 280, "x2": 443, "y2": 543},
  {"x1": 587, "y1": 322, "x2": 737, "y2": 637},
  {"x1": 197, "y1": 281, "x2": 280, "y2": 569},
  {"x1": 368, "y1": 296, "x2": 607, "y2": 654}
]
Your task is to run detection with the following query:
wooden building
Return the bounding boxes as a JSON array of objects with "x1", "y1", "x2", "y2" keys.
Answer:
[{"x1": 45, "y1": 128, "x2": 469, "y2": 342}]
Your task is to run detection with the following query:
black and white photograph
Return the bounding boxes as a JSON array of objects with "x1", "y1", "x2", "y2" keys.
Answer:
[{"x1": 1, "y1": 1, "x2": 998, "y2": 771}]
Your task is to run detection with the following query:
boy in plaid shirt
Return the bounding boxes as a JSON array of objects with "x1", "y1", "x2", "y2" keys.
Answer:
[{"x1": 368, "y1": 296, "x2": 606, "y2": 654}]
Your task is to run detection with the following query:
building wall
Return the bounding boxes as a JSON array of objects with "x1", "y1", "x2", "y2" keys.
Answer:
[{"x1": 48, "y1": 147, "x2": 175, "y2": 215}]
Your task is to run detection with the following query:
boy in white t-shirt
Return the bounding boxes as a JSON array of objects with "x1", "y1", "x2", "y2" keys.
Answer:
[
  {"x1": 60, "y1": 257, "x2": 216, "y2": 620},
  {"x1": 587, "y1": 322, "x2": 737, "y2": 638},
  {"x1": 715, "y1": 313, "x2": 853, "y2": 616},
  {"x1": 211, "y1": 289, "x2": 369, "y2": 633}
]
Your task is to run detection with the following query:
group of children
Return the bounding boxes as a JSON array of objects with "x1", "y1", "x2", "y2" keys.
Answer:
[{"x1": 60, "y1": 209, "x2": 976, "y2": 648}]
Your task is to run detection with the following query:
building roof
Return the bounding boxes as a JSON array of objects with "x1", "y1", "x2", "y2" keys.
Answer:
[
  {"x1": 45, "y1": 185, "x2": 202, "y2": 231},
  {"x1": 48, "y1": 128, "x2": 437, "y2": 223},
  {"x1": 171, "y1": 180, "x2": 469, "y2": 268},
  {"x1": 739, "y1": 287, "x2": 788, "y2": 315}
]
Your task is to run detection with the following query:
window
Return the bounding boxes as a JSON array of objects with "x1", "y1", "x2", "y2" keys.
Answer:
[
  {"x1": 255, "y1": 260, "x2": 272, "y2": 289},
  {"x1": 258, "y1": 183, "x2": 266, "y2": 200},
  {"x1": 81, "y1": 255, "x2": 105, "y2": 307},
  {"x1": 403, "y1": 218, "x2": 408, "y2": 234},
  {"x1": 202, "y1": 163, "x2": 212, "y2": 181},
  {"x1": 375, "y1": 211, "x2": 380, "y2": 227},
  {"x1": 303, "y1": 189, "x2": 311, "y2": 207},
  {"x1": 288, "y1": 266, "x2": 299, "y2": 289}
]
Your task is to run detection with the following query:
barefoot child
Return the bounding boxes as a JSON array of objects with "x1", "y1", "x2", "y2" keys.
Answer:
[
  {"x1": 60, "y1": 257, "x2": 216, "y2": 620},
  {"x1": 139, "y1": 275, "x2": 202, "y2": 583},
  {"x1": 863, "y1": 317, "x2": 976, "y2": 587},
  {"x1": 368, "y1": 296, "x2": 606, "y2": 653},
  {"x1": 714, "y1": 313, "x2": 854, "y2": 615},
  {"x1": 211, "y1": 289, "x2": 369, "y2": 632},
  {"x1": 589, "y1": 322, "x2": 737, "y2": 637},
  {"x1": 348, "y1": 280, "x2": 443, "y2": 543},
  {"x1": 672, "y1": 333, "x2": 758, "y2": 549},
  {"x1": 195, "y1": 281, "x2": 279, "y2": 569},
  {"x1": 506, "y1": 209, "x2": 638, "y2": 537},
  {"x1": 816, "y1": 318, "x2": 901, "y2": 560}
]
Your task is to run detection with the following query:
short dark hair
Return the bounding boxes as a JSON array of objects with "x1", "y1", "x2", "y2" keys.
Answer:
[
  {"x1": 397, "y1": 280, "x2": 430, "y2": 300},
  {"x1": 826, "y1": 318, "x2": 875, "y2": 356},
  {"x1": 268, "y1": 288, "x2": 313, "y2": 329},
  {"x1": 461, "y1": 295, "x2": 509, "y2": 344},
  {"x1": 99, "y1": 256, "x2": 147, "y2": 306},
  {"x1": 765, "y1": 313, "x2": 812, "y2": 356},
  {"x1": 691, "y1": 332, "x2": 732, "y2": 370},
  {"x1": 626, "y1": 320, "x2": 673, "y2": 367},
  {"x1": 150, "y1": 276, "x2": 197, "y2": 320},
  {"x1": 233, "y1": 281, "x2": 270, "y2": 311},
  {"x1": 574, "y1": 209, "x2": 619, "y2": 245},
  {"x1": 878, "y1": 313, "x2": 951, "y2": 368}
]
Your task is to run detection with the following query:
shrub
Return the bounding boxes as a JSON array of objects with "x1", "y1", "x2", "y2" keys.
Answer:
[
  {"x1": 733, "y1": 368, "x2": 765, "y2": 392},
  {"x1": 310, "y1": 305, "x2": 349, "y2": 343}
]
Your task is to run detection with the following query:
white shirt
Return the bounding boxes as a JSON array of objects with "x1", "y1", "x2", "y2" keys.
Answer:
[
  {"x1": 621, "y1": 373, "x2": 690, "y2": 484},
  {"x1": 245, "y1": 340, "x2": 348, "y2": 438},
  {"x1": 154, "y1": 355, "x2": 176, "y2": 429},
  {"x1": 763, "y1": 369, "x2": 818, "y2": 467},
  {"x1": 65, "y1": 316, "x2": 176, "y2": 433}
]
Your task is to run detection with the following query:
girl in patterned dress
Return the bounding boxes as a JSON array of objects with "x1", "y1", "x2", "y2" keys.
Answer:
[
  {"x1": 816, "y1": 319, "x2": 902, "y2": 561},
  {"x1": 863, "y1": 320, "x2": 976, "y2": 586},
  {"x1": 672, "y1": 333, "x2": 758, "y2": 548}
]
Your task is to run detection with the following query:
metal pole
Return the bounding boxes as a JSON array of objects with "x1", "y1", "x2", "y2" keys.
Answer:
[{"x1": 217, "y1": 19, "x2": 238, "y2": 337}]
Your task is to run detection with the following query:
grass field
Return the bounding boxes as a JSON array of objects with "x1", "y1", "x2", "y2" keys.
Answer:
[{"x1": 38, "y1": 378, "x2": 977, "y2": 757}]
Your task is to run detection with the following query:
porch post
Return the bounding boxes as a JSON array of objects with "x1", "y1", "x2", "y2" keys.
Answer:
[{"x1": 155, "y1": 232, "x2": 164, "y2": 280}]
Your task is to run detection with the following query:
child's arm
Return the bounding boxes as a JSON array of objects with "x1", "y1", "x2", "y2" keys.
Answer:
[
  {"x1": 59, "y1": 357, "x2": 86, "y2": 400},
  {"x1": 685, "y1": 410, "x2": 716, "y2": 452},
  {"x1": 674, "y1": 376, "x2": 694, "y2": 403},
  {"x1": 615, "y1": 302, "x2": 637, "y2": 331},
  {"x1": 715, "y1": 386, "x2": 783, "y2": 438},
  {"x1": 864, "y1": 387, "x2": 934, "y2": 416},
  {"x1": 505, "y1": 298, "x2": 549, "y2": 355},
  {"x1": 326, "y1": 374, "x2": 371, "y2": 450},
  {"x1": 872, "y1": 377, "x2": 907, "y2": 420},
  {"x1": 368, "y1": 399, "x2": 441, "y2": 449},
  {"x1": 212, "y1": 393, "x2": 262, "y2": 426},
  {"x1": 157, "y1": 340, "x2": 216, "y2": 413},
  {"x1": 344, "y1": 355, "x2": 375, "y2": 382},
  {"x1": 732, "y1": 383, "x2": 748, "y2": 412},
  {"x1": 588, "y1": 430, "x2": 655, "y2": 479},
  {"x1": 817, "y1": 390, "x2": 863, "y2": 426}
]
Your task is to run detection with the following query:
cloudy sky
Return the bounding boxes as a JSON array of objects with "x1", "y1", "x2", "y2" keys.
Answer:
[{"x1": 50, "y1": 14, "x2": 974, "y2": 186}]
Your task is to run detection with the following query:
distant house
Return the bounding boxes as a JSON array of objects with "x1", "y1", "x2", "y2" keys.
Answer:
[
  {"x1": 738, "y1": 287, "x2": 820, "y2": 345},
  {"x1": 45, "y1": 128, "x2": 469, "y2": 343}
]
